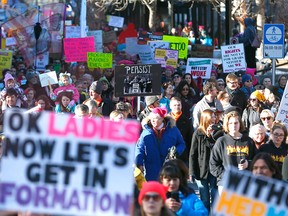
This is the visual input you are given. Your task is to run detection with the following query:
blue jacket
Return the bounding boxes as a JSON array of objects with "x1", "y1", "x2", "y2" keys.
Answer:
[
  {"x1": 239, "y1": 18, "x2": 256, "y2": 47},
  {"x1": 176, "y1": 192, "x2": 208, "y2": 216},
  {"x1": 159, "y1": 97, "x2": 171, "y2": 113},
  {"x1": 135, "y1": 116, "x2": 185, "y2": 181}
]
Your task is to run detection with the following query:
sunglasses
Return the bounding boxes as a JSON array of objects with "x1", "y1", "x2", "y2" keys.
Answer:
[
  {"x1": 173, "y1": 75, "x2": 180, "y2": 78},
  {"x1": 250, "y1": 98, "x2": 257, "y2": 102},
  {"x1": 218, "y1": 83, "x2": 225, "y2": 86},
  {"x1": 245, "y1": 80, "x2": 252, "y2": 83},
  {"x1": 261, "y1": 117, "x2": 271, "y2": 121},
  {"x1": 273, "y1": 133, "x2": 285, "y2": 138},
  {"x1": 255, "y1": 85, "x2": 265, "y2": 90},
  {"x1": 143, "y1": 194, "x2": 162, "y2": 202}
]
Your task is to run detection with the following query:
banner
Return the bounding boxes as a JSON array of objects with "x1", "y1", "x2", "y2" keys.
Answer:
[
  {"x1": 155, "y1": 48, "x2": 178, "y2": 68},
  {"x1": 186, "y1": 58, "x2": 213, "y2": 79},
  {"x1": 190, "y1": 44, "x2": 214, "y2": 58},
  {"x1": 87, "y1": 30, "x2": 103, "y2": 53},
  {"x1": 0, "y1": 50, "x2": 13, "y2": 79},
  {"x1": 114, "y1": 64, "x2": 161, "y2": 97},
  {"x1": 1, "y1": 109, "x2": 140, "y2": 216},
  {"x1": 64, "y1": 37, "x2": 95, "y2": 62},
  {"x1": 221, "y1": 44, "x2": 246, "y2": 73},
  {"x1": 213, "y1": 168, "x2": 288, "y2": 216},
  {"x1": 162, "y1": 35, "x2": 188, "y2": 59},
  {"x1": 87, "y1": 52, "x2": 113, "y2": 69}
]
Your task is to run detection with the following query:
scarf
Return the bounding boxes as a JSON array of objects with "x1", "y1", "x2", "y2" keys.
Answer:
[
  {"x1": 170, "y1": 111, "x2": 182, "y2": 122},
  {"x1": 153, "y1": 122, "x2": 166, "y2": 139}
]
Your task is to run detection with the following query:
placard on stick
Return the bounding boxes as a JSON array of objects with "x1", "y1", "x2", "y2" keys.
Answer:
[
  {"x1": 87, "y1": 52, "x2": 113, "y2": 69},
  {"x1": 39, "y1": 71, "x2": 58, "y2": 87},
  {"x1": 1, "y1": 109, "x2": 140, "y2": 216}
]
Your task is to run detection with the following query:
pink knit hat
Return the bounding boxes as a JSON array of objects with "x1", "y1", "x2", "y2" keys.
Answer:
[
  {"x1": 151, "y1": 107, "x2": 167, "y2": 118},
  {"x1": 4, "y1": 73, "x2": 14, "y2": 86}
]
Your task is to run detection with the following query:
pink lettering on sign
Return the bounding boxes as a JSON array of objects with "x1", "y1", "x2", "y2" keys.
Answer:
[
  {"x1": 64, "y1": 37, "x2": 95, "y2": 62},
  {"x1": 47, "y1": 113, "x2": 140, "y2": 144}
]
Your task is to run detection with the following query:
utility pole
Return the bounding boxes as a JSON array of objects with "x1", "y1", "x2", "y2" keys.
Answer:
[{"x1": 225, "y1": 0, "x2": 231, "y2": 45}]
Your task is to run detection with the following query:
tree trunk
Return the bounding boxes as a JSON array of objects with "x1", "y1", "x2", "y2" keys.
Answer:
[{"x1": 147, "y1": 0, "x2": 157, "y2": 31}]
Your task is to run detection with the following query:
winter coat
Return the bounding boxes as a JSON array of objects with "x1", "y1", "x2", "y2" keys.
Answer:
[
  {"x1": 135, "y1": 116, "x2": 186, "y2": 181},
  {"x1": 52, "y1": 84, "x2": 80, "y2": 102},
  {"x1": 209, "y1": 133, "x2": 256, "y2": 186},
  {"x1": 176, "y1": 191, "x2": 208, "y2": 216},
  {"x1": 189, "y1": 129, "x2": 216, "y2": 180},
  {"x1": 242, "y1": 107, "x2": 261, "y2": 130},
  {"x1": 239, "y1": 18, "x2": 256, "y2": 47},
  {"x1": 225, "y1": 87, "x2": 247, "y2": 114}
]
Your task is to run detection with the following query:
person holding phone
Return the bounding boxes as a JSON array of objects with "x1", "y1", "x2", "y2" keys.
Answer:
[{"x1": 159, "y1": 160, "x2": 208, "y2": 216}]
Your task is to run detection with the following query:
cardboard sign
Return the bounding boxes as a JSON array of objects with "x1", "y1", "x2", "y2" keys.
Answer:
[
  {"x1": 276, "y1": 81, "x2": 288, "y2": 127},
  {"x1": 35, "y1": 52, "x2": 49, "y2": 71},
  {"x1": 114, "y1": 64, "x2": 161, "y2": 97},
  {"x1": 87, "y1": 30, "x2": 103, "y2": 53},
  {"x1": 190, "y1": 44, "x2": 214, "y2": 58},
  {"x1": 148, "y1": 41, "x2": 170, "y2": 56},
  {"x1": 186, "y1": 58, "x2": 213, "y2": 79},
  {"x1": 39, "y1": 71, "x2": 58, "y2": 87},
  {"x1": 138, "y1": 45, "x2": 156, "y2": 64},
  {"x1": 221, "y1": 43, "x2": 246, "y2": 73},
  {"x1": 87, "y1": 52, "x2": 113, "y2": 69},
  {"x1": 162, "y1": 35, "x2": 188, "y2": 59},
  {"x1": 108, "y1": 15, "x2": 124, "y2": 28},
  {"x1": 155, "y1": 48, "x2": 178, "y2": 68},
  {"x1": 5, "y1": 37, "x2": 17, "y2": 47},
  {"x1": 64, "y1": 37, "x2": 95, "y2": 62},
  {"x1": 213, "y1": 168, "x2": 288, "y2": 216},
  {"x1": 125, "y1": 37, "x2": 139, "y2": 55},
  {"x1": 138, "y1": 31, "x2": 163, "y2": 44},
  {"x1": 0, "y1": 50, "x2": 13, "y2": 79},
  {"x1": 103, "y1": 31, "x2": 117, "y2": 44},
  {"x1": 1, "y1": 109, "x2": 140, "y2": 216}
]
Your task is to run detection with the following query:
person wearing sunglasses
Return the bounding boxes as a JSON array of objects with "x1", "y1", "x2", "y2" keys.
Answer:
[
  {"x1": 136, "y1": 181, "x2": 174, "y2": 216},
  {"x1": 260, "y1": 109, "x2": 275, "y2": 136},
  {"x1": 217, "y1": 78, "x2": 226, "y2": 91},
  {"x1": 242, "y1": 90, "x2": 266, "y2": 130},
  {"x1": 240, "y1": 74, "x2": 255, "y2": 100},
  {"x1": 259, "y1": 122, "x2": 288, "y2": 172},
  {"x1": 172, "y1": 72, "x2": 182, "y2": 90}
]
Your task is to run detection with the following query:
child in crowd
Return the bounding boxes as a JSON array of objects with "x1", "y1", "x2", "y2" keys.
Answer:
[
  {"x1": 55, "y1": 91, "x2": 76, "y2": 114},
  {"x1": 0, "y1": 73, "x2": 27, "y2": 110},
  {"x1": 50, "y1": 72, "x2": 79, "y2": 112}
]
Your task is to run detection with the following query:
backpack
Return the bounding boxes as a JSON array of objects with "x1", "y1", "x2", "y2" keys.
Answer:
[{"x1": 251, "y1": 32, "x2": 261, "y2": 48}]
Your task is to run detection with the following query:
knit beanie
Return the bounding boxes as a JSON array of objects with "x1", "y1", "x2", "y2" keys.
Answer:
[
  {"x1": 138, "y1": 181, "x2": 167, "y2": 205},
  {"x1": 151, "y1": 107, "x2": 167, "y2": 118},
  {"x1": 145, "y1": 96, "x2": 159, "y2": 106},
  {"x1": 242, "y1": 74, "x2": 252, "y2": 83},
  {"x1": 4, "y1": 73, "x2": 14, "y2": 86},
  {"x1": 250, "y1": 90, "x2": 266, "y2": 102},
  {"x1": 89, "y1": 81, "x2": 103, "y2": 94}
]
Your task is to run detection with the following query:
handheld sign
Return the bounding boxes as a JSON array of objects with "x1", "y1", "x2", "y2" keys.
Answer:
[
  {"x1": 64, "y1": 37, "x2": 95, "y2": 62},
  {"x1": 0, "y1": 50, "x2": 13, "y2": 79},
  {"x1": 1, "y1": 109, "x2": 140, "y2": 216},
  {"x1": 186, "y1": 58, "x2": 212, "y2": 79},
  {"x1": 87, "y1": 52, "x2": 113, "y2": 69},
  {"x1": 162, "y1": 35, "x2": 188, "y2": 59},
  {"x1": 39, "y1": 71, "x2": 58, "y2": 87},
  {"x1": 213, "y1": 168, "x2": 288, "y2": 216},
  {"x1": 114, "y1": 64, "x2": 161, "y2": 97},
  {"x1": 276, "y1": 81, "x2": 288, "y2": 127},
  {"x1": 221, "y1": 43, "x2": 246, "y2": 73},
  {"x1": 155, "y1": 48, "x2": 178, "y2": 68}
]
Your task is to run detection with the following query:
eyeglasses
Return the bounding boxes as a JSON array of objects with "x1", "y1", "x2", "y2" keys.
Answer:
[
  {"x1": 228, "y1": 81, "x2": 238, "y2": 85},
  {"x1": 273, "y1": 133, "x2": 285, "y2": 138},
  {"x1": 261, "y1": 116, "x2": 271, "y2": 121},
  {"x1": 143, "y1": 194, "x2": 162, "y2": 202},
  {"x1": 250, "y1": 98, "x2": 257, "y2": 102}
]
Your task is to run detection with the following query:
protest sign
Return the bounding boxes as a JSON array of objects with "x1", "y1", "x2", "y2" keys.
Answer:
[
  {"x1": 125, "y1": 37, "x2": 139, "y2": 55},
  {"x1": 162, "y1": 35, "x2": 188, "y2": 59},
  {"x1": 276, "y1": 81, "x2": 288, "y2": 127},
  {"x1": 1, "y1": 109, "x2": 140, "y2": 216},
  {"x1": 138, "y1": 31, "x2": 163, "y2": 44},
  {"x1": 39, "y1": 71, "x2": 58, "y2": 87},
  {"x1": 65, "y1": 26, "x2": 82, "y2": 38},
  {"x1": 114, "y1": 64, "x2": 161, "y2": 97},
  {"x1": 108, "y1": 15, "x2": 124, "y2": 28},
  {"x1": 186, "y1": 58, "x2": 212, "y2": 79},
  {"x1": 87, "y1": 30, "x2": 103, "y2": 53},
  {"x1": 148, "y1": 41, "x2": 170, "y2": 56},
  {"x1": 190, "y1": 44, "x2": 214, "y2": 58},
  {"x1": 0, "y1": 50, "x2": 12, "y2": 79},
  {"x1": 221, "y1": 43, "x2": 246, "y2": 73},
  {"x1": 5, "y1": 37, "x2": 17, "y2": 47},
  {"x1": 138, "y1": 45, "x2": 156, "y2": 64},
  {"x1": 155, "y1": 48, "x2": 178, "y2": 68},
  {"x1": 35, "y1": 52, "x2": 49, "y2": 71},
  {"x1": 103, "y1": 31, "x2": 117, "y2": 44},
  {"x1": 64, "y1": 37, "x2": 95, "y2": 62},
  {"x1": 213, "y1": 168, "x2": 288, "y2": 216},
  {"x1": 87, "y1": 52, "x2": 113, "y2": 69}
]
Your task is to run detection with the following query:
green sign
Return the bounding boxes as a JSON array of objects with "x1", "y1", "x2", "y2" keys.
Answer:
[{"x1": 87, "y1": 52, "x2": 113, "y2": 69}]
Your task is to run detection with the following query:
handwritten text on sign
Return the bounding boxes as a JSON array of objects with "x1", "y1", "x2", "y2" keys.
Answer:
[
  {"x1": 162, "y1": 35, "x2": 188, "y2": 59},
  {"x1": 1, "y1": 110, "x2": 140, "y2": 216},
  {"x1": 87, "y1": 52, "x2": 113, "y2": 69},
  {"x1": 64, "y1": 37, "x2": 95, "y2": 62},
  {"x1": 221, "y1": 43, "x2": 246, "y2": 73}
]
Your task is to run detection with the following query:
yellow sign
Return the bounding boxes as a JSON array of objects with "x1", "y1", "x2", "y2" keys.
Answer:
[
  {"x1": 0, "y1": 50, "x2": 13, "y2": 79},
  {"x1": 162, "y1": 35, "x2": 188, "y2": 59},
  {"x1": 87, "y1": 52, "x2": 113, "y2": 69}
]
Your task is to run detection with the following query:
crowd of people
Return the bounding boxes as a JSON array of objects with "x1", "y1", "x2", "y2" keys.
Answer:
[{"x1": 0, "y1": 18, "x2": 288, "y2": 216}]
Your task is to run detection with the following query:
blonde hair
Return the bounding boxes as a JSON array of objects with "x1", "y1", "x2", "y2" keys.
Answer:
[
  {"x1": 110, "y1": 110, "x2": 124, "y2": 121},
  {"x1": 198, "y1": 109, "x2": 215, "y2": 135},
  {"x1": 223, "y1": 111, "x2": 245, "y2": 133}
]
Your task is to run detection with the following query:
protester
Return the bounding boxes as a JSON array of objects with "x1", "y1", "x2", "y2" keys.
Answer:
[
  {"x1": 172, "y1": 72, "x2": 182, "y2": 90},
  {"x1": 135, "y1": 107, "x2": 185, "y2": 181},
  {"x1": 138, "y1": 96, "x2": 160, "y2": 123},
  {"x1": 24, "y1": 87, "x2": 36, "y2": 109},
  {"x1": 240, "y1": 74, "x2": 255, "y2": 100},
  {"x1": 249, "y1": 124, "x2": 268, "y2": 150},
  {"x1": 55, "y1": 91, "x2": 75, "y2": 114},
  {"x1": 217, "y1": 91, "x2": 232, "y2": 111},
  {"x1": 217, "y1": 78, "x2": 225, "y2": 91},
  {"x1": 260, "y1": 109, "x2": 275, "y2": 136},
  {"x1": 109, "y1": 110, "x2": 125, "y2": 121},
  {"x1": 160, "y1": 82, "x2": 173, "y2": 113},
  {"x1": 277, "y1": 75, "x2": 287, "y2": 99},
  {"x1": 26, "y1": 95, "x2": 53, "y2": 113},
  {"x1": 74, "y1": 104, "x2": 89, "y2": 118},
  {"x1": 85, "y1": 100, "x2": 102, "y2": 118},
  {"x1": 262, "y1": 77, "x2": 272, "y2": 88},
  {"x1": 264, "y1": 85, "x2": 280, "y2": 115}
]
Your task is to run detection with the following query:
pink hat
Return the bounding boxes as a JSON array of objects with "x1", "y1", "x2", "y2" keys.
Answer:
[
  {"x1": 4, "y1": 73, "x2": 14, "y2": 86},
  {"x1": 152, "y1": 107, "x2": 167, "y2": 118},
  {"x1": 138, "y1": 181, "x2": 168, "y2": 205}
]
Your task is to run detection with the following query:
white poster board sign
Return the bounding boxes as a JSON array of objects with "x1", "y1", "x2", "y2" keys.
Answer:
[
  {"x1": 125, "y1": 37, "x2": 139, "y2": 55},
  {"x1": 35, "y1": 52, "x2": 49, "y2": 71},
  {"x1": 65, "y1": 26, "x2": 82, "y2": 38},
  {"x1": 138, "y1": 45, "x2": 156, "y2": 64},
  {"x1": 5, "y1": 37, "x2": 17, "y2": 46},
  {"x1": 148, "y1": 41, "x2": 170, "y2": 56},
  {"x1": 186, "y1": 58, "x2": 213, "y2": 79},
  {"x1": 1, "y1": 110, "x2": 140, "y2": 216},
  {"x1": 39, "y1": 71, "x2": 58, "y2": 87},
  {"x1": 108, "y1": 15, "x2": 124, "y2": 28},
  {"x1": 221, "y1": 43, "x2": 246, "y2": 73},
  {"x1": 276, "y1": 81, "x2": 288, "y2": 126},
  {"x1": 87, "y1": 30, "x2": 103, "y2": 53}
]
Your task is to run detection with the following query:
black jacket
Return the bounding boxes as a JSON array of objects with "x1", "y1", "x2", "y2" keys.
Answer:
[{"x1": 226, "y1": 87, "x2": 247, "y2": 114}]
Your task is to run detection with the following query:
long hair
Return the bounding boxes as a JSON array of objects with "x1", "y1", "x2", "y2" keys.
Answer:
[
  {"x1": 198, "y1": 109, "x2": 215, "y2": 135},
  {"x1": 183, "y1": 73, "x2": 198, "y2": 90},
  {"x1": 35, "y1": 95, "x2": 52, "y2": 111},
  {"x1": 175, "y1": 80, "x2": 194, "y2": 98},
  {"x1": 56, "y1": 91, "x2": 73, "y2": 112},
  {"x1": 251, "y1": 152, "x2": 282, "y2": 180},
  {"x1": 271, "y1": 121, "x2": 288, "y2": 145},
  {"x1": 223, "y1": 111, "x2": 245, "y2": 133}
]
